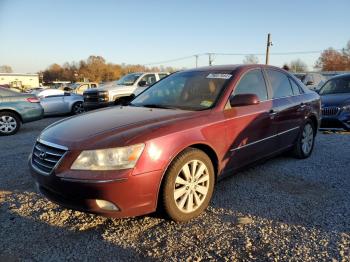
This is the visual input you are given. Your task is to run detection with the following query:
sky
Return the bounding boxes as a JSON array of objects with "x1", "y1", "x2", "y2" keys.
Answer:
[{"x1": 0, "y1": 0, "x2": 349, "y2": 73}]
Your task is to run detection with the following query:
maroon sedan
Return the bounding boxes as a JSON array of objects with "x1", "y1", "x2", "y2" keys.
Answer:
[{"x1": 29, "y1": 65, "x2": 320, "y2": 222}]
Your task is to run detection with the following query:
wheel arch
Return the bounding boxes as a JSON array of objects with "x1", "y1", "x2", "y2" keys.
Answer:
[
  {"x1": 70, "y1": 100, "x2": 83, "y2": 111},
  {"x1": 155, "y1": 142, "x2": 219, "y2": 211},
  {"x1": 307, "y1": 114, "x2": 318, "y2": 135},
  {"x1": 0, "y1": 109, "x2": 23, "y2": 122}
]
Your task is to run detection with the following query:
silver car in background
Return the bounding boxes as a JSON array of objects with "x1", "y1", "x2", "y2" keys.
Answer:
[{"x1": 40, "y1": 92, "x2": 84, "y2": 116}]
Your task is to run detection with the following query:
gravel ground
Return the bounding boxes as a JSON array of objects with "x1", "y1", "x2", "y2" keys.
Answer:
[{"x1": 0, "y1": 117, "x2": 349, "y2": 261}]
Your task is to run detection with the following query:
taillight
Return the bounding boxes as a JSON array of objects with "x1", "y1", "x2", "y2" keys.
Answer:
[{"x1": 27, "y1": 97, "x2": 40, "y2": 103}]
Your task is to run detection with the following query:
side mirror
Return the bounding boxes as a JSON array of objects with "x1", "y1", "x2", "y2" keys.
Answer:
[
  {"x1": 138, "y1": 80, "x2": 148, "y2": 87},
  {"x1": 230, "y1": 94, "x2": 260, "y2": 107},
  {"x1": 116, "y1": 94, "x2": 135, "y2": 106},
  {"x1": 306, "y1": 81, "x2": 314, "y2": 86}
]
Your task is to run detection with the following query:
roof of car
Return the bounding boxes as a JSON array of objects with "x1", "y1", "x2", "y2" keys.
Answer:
[
  {"x1": 329, "y1": 73, "x2": 350, "y2": 80},
  {"x1": 183, "y1": 64, "x2": 284, "y2": 73}
]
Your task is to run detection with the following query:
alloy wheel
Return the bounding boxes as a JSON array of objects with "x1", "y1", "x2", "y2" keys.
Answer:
[
  {"x1": 73, "y1": 102, "x2": 84, "y2": 114},
  {"x1": 173, "y1": 160, "x2": 210, "y2": 213},
  {"x1": 0, "y1": 115, "x2": 17, "y2": 134},
  {"x1": 301, "y1": 123, "x2": 314, "y2": 155}
]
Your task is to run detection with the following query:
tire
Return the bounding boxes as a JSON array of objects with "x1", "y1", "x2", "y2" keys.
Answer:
[
  {"x1": 0, "y1": 111, "x2": 21, "y2": 136},
  {"x1": 71, "y1": 102, "x2": 84, "y2": 115},
  {"x1": 292, "y1": 120, "x2": 315, "y2": 159},
  {"x1": 161, "y1": 148, "x2": 215, "y2": 222}
]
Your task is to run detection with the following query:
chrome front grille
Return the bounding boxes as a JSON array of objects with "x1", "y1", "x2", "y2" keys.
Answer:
[
  {"x1": 84, "y1": 92, "x2": 99, "y2": 102},
  {"x1": 321, "y1": 106, "x2": 340, "y2": 116},
  {"x1": 84, "y1": 92, "x2": 107, "y2": 103},
  {"x1": 31, "y1": 140, "x2": 67, "y2": 175}
]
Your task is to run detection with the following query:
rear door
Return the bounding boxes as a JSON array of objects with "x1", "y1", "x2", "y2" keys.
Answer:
[
  {"x1": 224, "y1": 69, "x2": 277, "y2": 172},
  {"x1": 264, "y1": 69, "x2": 304, "y2": 149}
]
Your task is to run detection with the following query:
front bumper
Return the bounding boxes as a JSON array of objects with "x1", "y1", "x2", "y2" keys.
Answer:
[
  {"x1": 320, "y1": 112, "x2": 350, "y2": 130},
  {"x1": 29, "y1": 156, "x2": 163, "y2": 218}
]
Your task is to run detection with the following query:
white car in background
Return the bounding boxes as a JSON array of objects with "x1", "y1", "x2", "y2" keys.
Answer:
[
  {"x1": 302, "y1": 73, "x2": 326, "y2": 91},
  {"x1": 35, "y1": 88, "x2": 65, "y2": 98},
  {"x1": 35, "y1": 89, "x2": 84, "y2": 115},
  {"x1": 83, "y1": 72, "x2": 169, "y2": 110}
]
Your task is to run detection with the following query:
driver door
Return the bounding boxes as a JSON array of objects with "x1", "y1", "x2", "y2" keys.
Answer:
[{"x1": 223, "y1": 69, "x2": 278, "y2": 172}]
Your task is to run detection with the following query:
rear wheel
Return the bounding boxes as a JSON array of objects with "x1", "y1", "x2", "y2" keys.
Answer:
[
  {"x1": 161, "y1": 148, "x2": 215, "y2": 222},
  {"x1": 71, "y1": 102, "x2": 84, "y2": 115},
  {"x1": 292, "y1": 120, "x2": 315, "y2": 159},
  {"x1": 0, "y1": 112, "x2": 21, "y2": 136}
]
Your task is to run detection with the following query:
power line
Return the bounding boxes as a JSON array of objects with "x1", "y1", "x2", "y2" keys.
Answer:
[
  {"x1": 143, "y1": 49, "x2": 344, "y2": 66},
  {"x1": 143, "y1": 54, "x2": 203, "y2": 66}
]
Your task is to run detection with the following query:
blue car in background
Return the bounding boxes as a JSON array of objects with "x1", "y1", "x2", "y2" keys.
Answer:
[{"x1": 319, "y1": 74, "x2": 350, "y2": 130}]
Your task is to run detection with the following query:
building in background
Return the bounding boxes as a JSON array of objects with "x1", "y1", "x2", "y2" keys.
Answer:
[{"x1": 0, "y1": 73, "x2": 39, "y2": 91}]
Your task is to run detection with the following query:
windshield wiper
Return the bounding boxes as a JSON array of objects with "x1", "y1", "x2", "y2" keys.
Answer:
[{"x1": 140, "y1": 104, "x2": 179, "y2": 110}]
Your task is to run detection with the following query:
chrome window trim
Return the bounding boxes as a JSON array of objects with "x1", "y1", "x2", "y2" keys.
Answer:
[{"x1": 230, "y1": 126, "x2": 300, "y2": 152}]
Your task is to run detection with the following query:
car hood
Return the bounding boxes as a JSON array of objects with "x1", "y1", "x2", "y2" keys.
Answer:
[
  {"x1": 39, "y1": 106, "x2": 197, "y2": 149},
  {"x1": 320, "y1": 93, "x2": 350, "y2": 107}
]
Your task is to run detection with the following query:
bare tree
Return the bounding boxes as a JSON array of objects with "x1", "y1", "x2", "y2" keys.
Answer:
[
  {"x1": 243, "y1": 54, "x2": 259, "y2": 64},
  {"x1": 289, "y1": 59, "x2": 308, "y2": 72},
  {"x1": 0, "y1": 65, "x2": 13, "y2": 73}
]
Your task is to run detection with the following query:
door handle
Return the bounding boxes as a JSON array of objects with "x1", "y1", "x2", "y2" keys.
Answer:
[
  {"x1": 269, "y1": 109, "x2": 278, "y2": 115},
  {"x1": 269, "y1": 109, "x2": 278, "y2": 118}
]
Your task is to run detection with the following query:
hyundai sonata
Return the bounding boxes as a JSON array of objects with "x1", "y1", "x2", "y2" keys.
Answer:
[{"x1": 29, "y1": 65, "x2": 320, "y2": 222}]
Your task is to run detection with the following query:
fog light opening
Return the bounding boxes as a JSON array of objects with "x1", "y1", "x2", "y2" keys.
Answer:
[{"x1": 95, "y1": 199, "x2": 119, "y2": 211}]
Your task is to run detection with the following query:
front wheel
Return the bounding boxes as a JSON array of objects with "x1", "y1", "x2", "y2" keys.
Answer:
[
  {"x1": 161, "y1": 148, "x2": 215, "y2": 222},
  {"x1": 292, "y1": 120, "x2": 315, "y2": 159}
]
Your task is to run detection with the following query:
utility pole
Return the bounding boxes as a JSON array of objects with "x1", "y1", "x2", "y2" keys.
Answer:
[
  {"x1": 195, "y1": 55, "x2": 198, "y2": 68},
  {"x1": 208, "y1": 53, "x2": 213, "y2": 66},
  {"x1": 265, "y1": 33, "x2": 272, "y2": 65}
]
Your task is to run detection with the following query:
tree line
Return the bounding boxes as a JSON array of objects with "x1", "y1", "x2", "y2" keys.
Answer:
[
  {"x1": 243, "y1": 40, "x2": 350, "y2": 73},
  {"x1": 1, "y1": 40, "x2": 350, "y2": 78},
  {"x1": 40, "y1": 56, "x2": 178, "y2": 83}
]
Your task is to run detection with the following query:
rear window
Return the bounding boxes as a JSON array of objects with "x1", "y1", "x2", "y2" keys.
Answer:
[
  {"x1": 0, "y1": 87, "x2": 18, "y2": 96},
  {"x1": 289, "y1": 77, "x2": 301, "y2": 95},
  {"x1": 266, "y1": 69, "x2": 294, "y2": 98}
]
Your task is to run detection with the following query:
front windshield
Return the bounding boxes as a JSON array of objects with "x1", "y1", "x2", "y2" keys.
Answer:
[
  {"x1": 319, "y1": 76, "x2": 350, "y2": 95},
  {"x1": 116, "y1": 73, "x2": 142, "y2": 86},
  {"x1": 131, "y1": 70, "x2": 233, "y2": 111}
]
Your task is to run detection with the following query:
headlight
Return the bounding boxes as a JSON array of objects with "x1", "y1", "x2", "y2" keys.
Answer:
[
  {"x1": 342, "y1": 105, "x2": 350, "y2": 112},
  {"x1": 71, "y1": 144, "x2": 145, "y2": 170}
]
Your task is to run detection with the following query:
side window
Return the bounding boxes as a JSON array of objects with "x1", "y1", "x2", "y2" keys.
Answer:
[
  {"x1": 158, "y1": 73, "x2": 168, "y2": 80},
  {"x1": 139, "y1": 74, "x2": 157, "y2": 86},
  {"x1": 79, "y1": 84, "x2": 89, "y2": 92},
  {"x1": 289, "y1": 78, "x2": 301, "y2": 95},
  {"x1": 233, "y1": 69, "x2": 268, "y2": 101},
  {"x1": 267, "y1": 70, "x2": 293, "y2": 98}
]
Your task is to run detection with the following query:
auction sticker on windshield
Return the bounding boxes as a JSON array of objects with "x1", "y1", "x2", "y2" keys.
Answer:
[{"x1": 206, "y1": 73, "x2": 232, "y2": 79}]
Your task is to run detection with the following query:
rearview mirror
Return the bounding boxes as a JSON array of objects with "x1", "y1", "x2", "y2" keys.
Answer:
[
  {"x1": 306, "y1": 81, "x2": 314, "y2": 86},
  {"x1": 230, "y1": 94, "x2": 260, "y2": 107}
]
